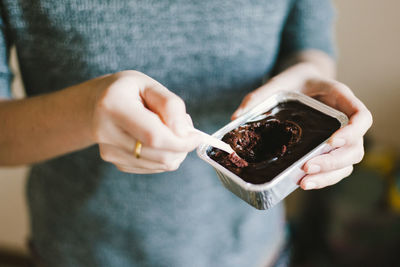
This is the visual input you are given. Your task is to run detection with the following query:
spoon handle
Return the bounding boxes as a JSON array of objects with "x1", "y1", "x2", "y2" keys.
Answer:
[{"x1": 193, "y1": 129, "x2": 234, "y2": 154}]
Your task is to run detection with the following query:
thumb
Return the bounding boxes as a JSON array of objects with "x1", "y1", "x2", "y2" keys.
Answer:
[
  {"x1": 231, "y1": 81, "x2": 289, "y2": 120},
  {"x1": 231, "y1": 90, "x2": 271, "y2": 120},
  {"x1": 231, "y1": 93, "x2": 257, "y2": 120},
  {"x1": 140, "y1": 79, "x2": 191, "y2": 137}
]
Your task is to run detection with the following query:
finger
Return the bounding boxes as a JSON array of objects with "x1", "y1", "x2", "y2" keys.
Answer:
[
  {"x1": 94, "y1": 123, "x2": 188, "y2": 162},
  {"x1": 301, "y1": 79, "x2": 354, "y2": 112},
  {"x1": 185, "y1": 113, "x2": 194, "y2": 127},
  {"x1": 304, "y1": 80, "x2": 368, "y2": 119},
  {"x1": 114, "y1": 103, "x2": 203, "y2": 152},
  {"x1": 231, "y1": 91, "x2": 272, "y2": 120},
  {"x1": 99, "y1": 72, "x2": 201, "y2": 152},
  {"x1": 302, "y1": 80, "x2": 373, "y2": 146},
  {"x1": 231, "y1": 93, "x2": 255, "y2": 120},
  {"x1": 116, "y1": 165, "x2": 165, "y2": 174},
  {"x1": 328, "y1": 106, "x2": 372, "y2": 146},
  {"x1": 303, "y1": 140, "x2": 364, "y2": 174},
  {"x1": 99, "y1": 134, "x2": 188, "y2": 165},
  {"x1": 231, "y1": 64, "x2": 317, "y2": 120},
  {"x1": 99, "y1": 143, "x2": 185, "y2": 171},
  {"x1": 300, "y1": 165, "x2": 354, "y2": 190},
  {"x1": 231, "y1": 85, "x2": 288, "y2": 120},
  {"x1": 94, "y1": 121, "x2": 137, "y2": 151},
  {"x1": 140, "y1": 78, "x2": 191, "y2": 137},
  {"x1": 137, "y1": 146, "x2": 187, "y2": 165}
]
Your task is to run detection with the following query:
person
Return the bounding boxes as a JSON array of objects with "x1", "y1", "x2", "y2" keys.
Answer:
[{"x1": 0, "y1": 0, "x2": 372, "y2": 266}]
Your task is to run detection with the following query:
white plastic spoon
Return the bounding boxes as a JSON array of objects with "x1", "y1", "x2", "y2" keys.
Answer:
[{"x1": 192, "y1": 129, "x2": 234, "y2": 154}]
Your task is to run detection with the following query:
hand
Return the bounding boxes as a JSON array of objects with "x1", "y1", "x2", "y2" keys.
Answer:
[
  {"x1": 231, "y1": 63, "x2": 372, "y2": 190},
  {"x1": 88, "y1": 70, "x2": 201, "y2": 174}
]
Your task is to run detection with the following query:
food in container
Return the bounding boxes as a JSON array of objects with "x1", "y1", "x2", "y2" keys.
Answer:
[{"x1": 196, "y1": 92, "x2": 348, "y2": 210}]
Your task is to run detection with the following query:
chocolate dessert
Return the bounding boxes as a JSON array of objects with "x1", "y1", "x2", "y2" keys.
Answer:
[{"x1": 208, "y1": 100, "x2": 341, "y2": 184}]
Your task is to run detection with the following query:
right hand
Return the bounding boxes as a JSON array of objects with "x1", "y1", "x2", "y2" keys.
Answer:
[{"x1": 87, "y1": 70, "x2": 201, "y2": 174}]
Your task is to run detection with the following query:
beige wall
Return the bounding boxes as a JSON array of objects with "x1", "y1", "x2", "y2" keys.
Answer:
[
  {"x1": 335, "y1": 0, "x2": 400, "y2": 148},
  {"x1": 0, "y1": 167, "x2": 29, "y2": 251},
  {"x1": 0, "y1": 0, "x2": 399, "y2": 253},
  {"x1": 0, "y1": 48, "x2": 29, "y2": 252}
]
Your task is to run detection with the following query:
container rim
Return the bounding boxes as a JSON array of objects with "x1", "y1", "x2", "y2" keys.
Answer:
[{"x1": 196, "y1": 91, "x2": 349, "y2": 192}]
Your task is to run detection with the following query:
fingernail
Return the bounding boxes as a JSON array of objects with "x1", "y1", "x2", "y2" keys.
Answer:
[
  {"x1": 234, "y1": 108, "x2": 243, "y2": 118},
  {"x1": 307, "y1": 164, "x2": 321, "y2": 174},
  {"x1": 330, "y1": 138, "x2": 346, "y2": 147},
  {"x1": 304, "y1": 181, "x2": 317, "y2": 190}
]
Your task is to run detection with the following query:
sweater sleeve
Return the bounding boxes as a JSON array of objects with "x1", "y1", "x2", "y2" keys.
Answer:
[
  {"x1": 279, "y1": 0, "x2": 336, "y2": 59},
  {"x1": 0, "y1": 6, "x2": 13, "y2": 99}
]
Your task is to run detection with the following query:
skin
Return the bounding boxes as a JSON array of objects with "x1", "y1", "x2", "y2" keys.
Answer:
[
  {"x1": 0, "y1": 50, "x2": 372, "y2": 190},
  {"x1": 231, "y1": 50, "x2": 373, "y2": 190},
  {"x1": 0, "y1": 71, "x2": 203, "y2": 173}
]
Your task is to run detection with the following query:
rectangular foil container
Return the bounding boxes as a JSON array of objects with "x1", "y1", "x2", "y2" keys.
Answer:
[{"x1": 197, "y1": 92, "x2": 348, "y2": 210}]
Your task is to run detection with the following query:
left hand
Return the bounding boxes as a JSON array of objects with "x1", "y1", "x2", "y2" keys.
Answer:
[{"x1": 231, "y1": 63, "x2": 373, "y2": 190}]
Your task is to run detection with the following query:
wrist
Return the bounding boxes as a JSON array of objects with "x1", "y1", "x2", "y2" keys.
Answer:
[
  {"x1": 57, "y1": 81, "x2": 100, "y2": 147},
  {"x1": 0, "y1": 82, "x2": 102, "y2": 165}
]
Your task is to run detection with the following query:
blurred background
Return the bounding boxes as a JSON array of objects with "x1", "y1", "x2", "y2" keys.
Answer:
[{"x1": 0, "y1": 0, "x2": 399, "y2": 266}]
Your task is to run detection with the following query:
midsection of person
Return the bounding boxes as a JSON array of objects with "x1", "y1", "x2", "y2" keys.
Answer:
[
  {"x1": 4, "y1": 0, "x2": 289, "y2": 112},
  {"x1": 1, "y1": 0, "x2": 290, "y2": 266}
]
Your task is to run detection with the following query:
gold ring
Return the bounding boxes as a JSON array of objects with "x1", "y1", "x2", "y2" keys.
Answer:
[{"x1": 134, "y1": 140, "x2": 142, "y2": 159}]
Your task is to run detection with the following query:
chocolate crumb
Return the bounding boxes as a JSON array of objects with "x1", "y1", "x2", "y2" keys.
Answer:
[{"x1": 228, "y1": 152, "x2": 248, "y2": 168}]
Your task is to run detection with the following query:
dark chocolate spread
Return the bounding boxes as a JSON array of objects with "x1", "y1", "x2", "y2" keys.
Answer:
[{"x1": 208, "y1": 100, "x2": 341, "y2": 184}]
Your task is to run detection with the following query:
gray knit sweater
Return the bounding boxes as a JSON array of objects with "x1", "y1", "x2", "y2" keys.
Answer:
[{"x1": 0, "y1": 1, "x2": 334, "y2": 266}]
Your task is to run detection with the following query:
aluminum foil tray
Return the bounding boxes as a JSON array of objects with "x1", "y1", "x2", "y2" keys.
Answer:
[{"x1": 197, "y1": 92, "x2": 348, "y2": 210}]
